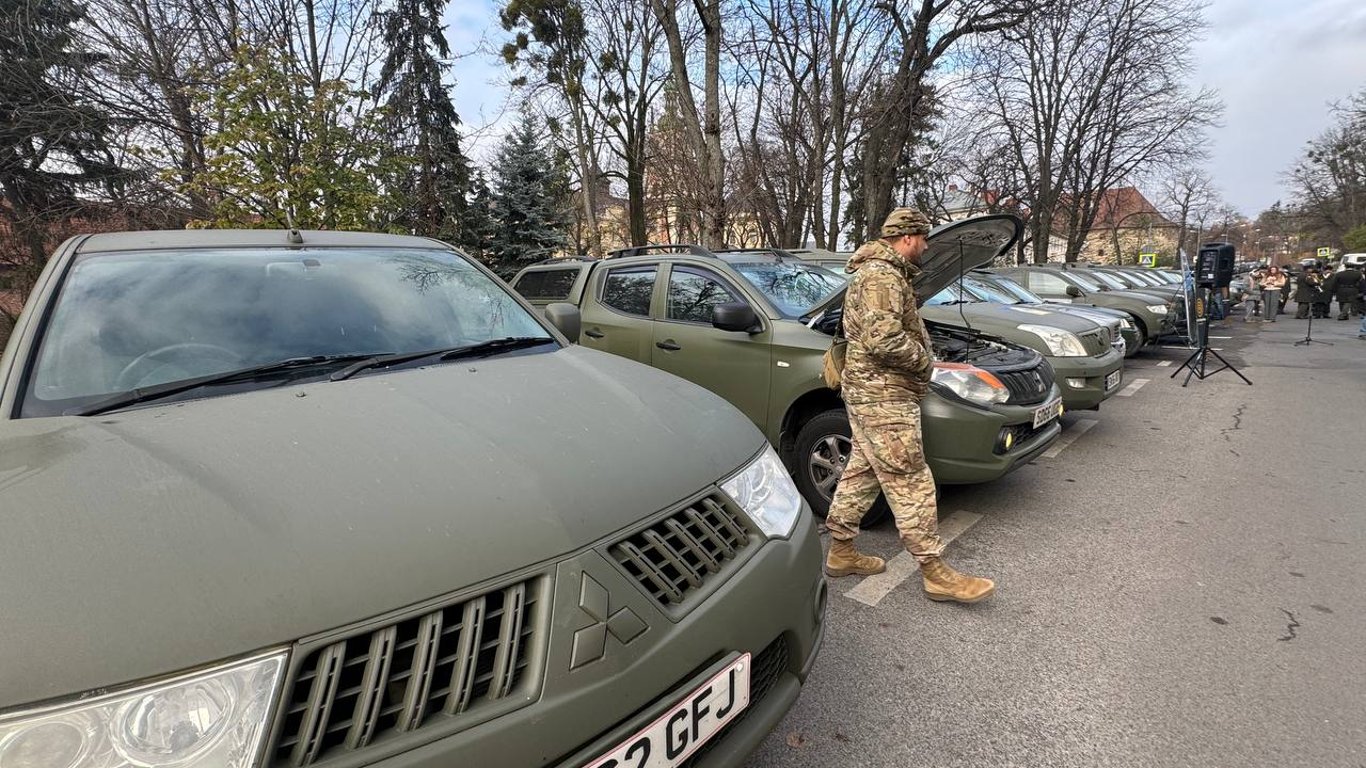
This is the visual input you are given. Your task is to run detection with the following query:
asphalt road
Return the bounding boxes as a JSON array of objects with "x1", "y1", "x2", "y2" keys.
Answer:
[{"x1": 746, "y1": 305, "x2": 1366, "y2": 768}]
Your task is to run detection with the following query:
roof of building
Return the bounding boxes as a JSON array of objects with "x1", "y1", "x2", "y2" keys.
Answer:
[{"x1": 1087, "y1": 187, "x2": 1174, "y2": 230}]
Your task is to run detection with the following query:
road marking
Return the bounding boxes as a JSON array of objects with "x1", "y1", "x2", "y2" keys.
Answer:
[
  {"x1": 1156, "y1": 360, "x2": 1173, "y2": 367},
  {"x1": 843, "y1": 511, "x2": 983, "y2": 607},
  {"x1": 1039, "y1": 418, "x2": 1098, "y2": 459},
  {"x1": 1210, "y1": 336, "x2": 1232, "y2": 339},
  {"x1": 1116, "y1": 378, "x2": 1150, "y2": 397}
]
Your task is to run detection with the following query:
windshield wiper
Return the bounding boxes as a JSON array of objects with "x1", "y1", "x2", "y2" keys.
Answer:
[
  {"x1": 329, "y1": 337, "x2": 556, "y2": 382},
  {"x1": 68, "y1": 354, "x2": 384, "y2": 417}
]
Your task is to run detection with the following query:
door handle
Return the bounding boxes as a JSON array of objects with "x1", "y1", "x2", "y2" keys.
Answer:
[
  {"x1": 584, "y1": 329, "x2": 605, "y2": 339},
  {"x1": 656, "y1": 340, "x2": 682, "y2": 351}
]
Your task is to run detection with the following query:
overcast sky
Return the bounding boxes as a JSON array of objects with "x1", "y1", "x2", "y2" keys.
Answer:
[{"x1": 444, "y1": 0, "x2": 1366, "y2": 218}]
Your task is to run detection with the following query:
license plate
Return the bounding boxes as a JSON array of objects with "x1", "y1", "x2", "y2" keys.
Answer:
[
  {"x1": 1032, "y1": 398, "x2": 1063, "y2": 429},
  {"x1": 1105, "y1": 370, "x2": 1121, "y2": 391},
  {"x1": 586, "y1": 654, "x2": 751, "y2": 768}
]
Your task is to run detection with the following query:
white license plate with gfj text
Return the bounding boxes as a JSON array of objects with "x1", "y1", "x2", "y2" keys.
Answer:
[
  {"x1": 586, "y1": 653, "x2": 751, "y2": 768},
  {"x1": 1105, "y1": 370, "x2": 1122, "y2": 390},
  {"x1": 1033, "y1": 398, "x2": 1063, "y2": 429}
]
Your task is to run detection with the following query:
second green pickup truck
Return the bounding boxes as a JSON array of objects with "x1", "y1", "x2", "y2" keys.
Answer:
[{"x1": 512, "y1": 215, "x2": 1064, "y2": 519}]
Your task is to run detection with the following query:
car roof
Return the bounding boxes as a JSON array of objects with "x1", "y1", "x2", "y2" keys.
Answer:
[{"x1": 72, "y1": 229, "x2": 453, "y2": 255}]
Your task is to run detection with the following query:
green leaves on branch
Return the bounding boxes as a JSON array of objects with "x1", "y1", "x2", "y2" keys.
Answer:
[{"x1": 183, "y1": 45, "x2": 408, "y2": 231}]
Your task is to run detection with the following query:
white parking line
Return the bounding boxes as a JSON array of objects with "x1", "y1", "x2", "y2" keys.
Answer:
[
  {"x1": 1116, "y1": 378, "x2": 1150, "y2": 397},
  {"x1": 1039, "y1": 418, "x2": 1098, "y2": 459},
  {"x1": 843, "y1": 511, "x2": 983, "y2": 607},
  {"x1": 1156, "y1": 360, "x2": 1173, "y2": 367}
]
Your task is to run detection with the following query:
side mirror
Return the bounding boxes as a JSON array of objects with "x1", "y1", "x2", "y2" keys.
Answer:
[
  {"x1": 1065, "y1": 285, "x2": 1084, "y2": 298},
  {"x1": 712, "y1": 302, "x2": 761, "y2": 333},
  {"x1": 544, "y1": 302, "x2": 582, "y2": 342}
]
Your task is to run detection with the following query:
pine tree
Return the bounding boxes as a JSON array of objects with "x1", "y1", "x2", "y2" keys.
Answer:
[
  {"x1": 462, "y1": 170, "x2": 496, "y2": 262},
  {"x1": 488, "y1": 114, "x2": 570, "y2": 277},
  {"x1": 0, "y1": 0, "x2": 124, "y2": 285},
  {"x1": 375, "y1": 0, "x2": 472, "y2": 242}
]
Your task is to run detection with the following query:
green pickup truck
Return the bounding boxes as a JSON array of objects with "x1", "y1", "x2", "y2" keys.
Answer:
[{"x1": 512, "y1": 215, "x2": 1064, "y2": 519}]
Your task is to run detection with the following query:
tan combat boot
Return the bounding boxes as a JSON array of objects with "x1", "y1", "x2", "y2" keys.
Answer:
[
  {"x1": 920, "y1": 557, "x2": 995, "y2": 603},
  {"x1": 825, "y1": 539, "x2": 887, "y2": 577}
]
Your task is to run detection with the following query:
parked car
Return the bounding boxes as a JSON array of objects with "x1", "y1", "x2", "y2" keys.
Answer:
[
  {"x1": 784, "y1": 247, "x2": 852, "y2": 273},
  {"x1": 969, "y1": 270, "x2": 1139, "y2": 356},
  {"x1": 511, "y1": 215, "x2": 1064, "y2": 521},
  {"x1": 0, "y1": 230, "x2": 826, "y2": 768},
  {"x1": 994, "y1": 265, "x2": 1177, "y2": 350},
  {"x1": 919, "y1": 280, "x2": 1123, "y2": 410}
]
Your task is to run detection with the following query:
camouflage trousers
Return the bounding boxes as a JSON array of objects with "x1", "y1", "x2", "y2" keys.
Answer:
[{"x1": 825, "y1": 400, "x2": 944, "y2": 563}]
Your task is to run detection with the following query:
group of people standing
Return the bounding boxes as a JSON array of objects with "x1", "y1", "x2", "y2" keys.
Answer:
[{"x1": 1242, "y1": 263, "x2": 1366, "y2": 337}]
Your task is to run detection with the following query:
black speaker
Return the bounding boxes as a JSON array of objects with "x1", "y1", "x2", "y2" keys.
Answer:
[{"x1": 1197, "y1": 243, "x2": 1235, "y2": 287}]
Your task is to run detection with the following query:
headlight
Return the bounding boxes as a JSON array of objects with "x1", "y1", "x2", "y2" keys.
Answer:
[
  {"x1": 1017, "y1": 324, "x2": 1088, "y2": 357},
  {"x1": 1118, "y1": 317, "x2": 1134, "y2": 329},
  {"x1": 0, "y1": 651, "x2": 286, "y2": 768},
  {"x1": 1146, "y1": 304, "x2": 1168, "y2": 315},
  {"x1": 930, "y1": 362, "x2": 1010, "y2": 405},
  {"x1": 721, "y1": 445, "x2": 803, "y2": 539}
]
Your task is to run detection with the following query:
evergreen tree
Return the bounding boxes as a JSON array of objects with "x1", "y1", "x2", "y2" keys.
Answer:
[
  {"x1": 488, "y1": 114, "x2": 570, "y2": 276},
  {"x1": 462, "y1": 170, "x2": 496, "y2": 261},
  {"x1": 375, "y1": 0, "x2": 472, "y2": 242},
  {"x1": 0, "y1": 0, "x2": 124, "y2": 286}
]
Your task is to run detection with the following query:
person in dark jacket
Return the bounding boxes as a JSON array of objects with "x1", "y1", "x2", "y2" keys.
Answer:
[
  {"x1": 1294, "y1": 268, "x2": 1322, "y2": 319},
  {"x1": 1312, "y1": 268, "x2": 1332, "y2": 318},
  {"x1": 1324, "y1": 267, "x2": 1365, "y2": 320}
]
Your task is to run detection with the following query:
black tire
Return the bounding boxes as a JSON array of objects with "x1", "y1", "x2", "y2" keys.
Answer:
[{"x1": 792, "y1": 409, "x2": 891, "y2": 528}]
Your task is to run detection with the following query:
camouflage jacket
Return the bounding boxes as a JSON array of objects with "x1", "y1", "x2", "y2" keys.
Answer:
[{"x1": 840, "y1": 240, "x2": 934, "y2": 404}]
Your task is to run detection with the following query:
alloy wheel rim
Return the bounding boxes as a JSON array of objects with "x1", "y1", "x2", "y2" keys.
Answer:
[{"x1": 807, "y1": 434, "x2": 851, "y2": 500}]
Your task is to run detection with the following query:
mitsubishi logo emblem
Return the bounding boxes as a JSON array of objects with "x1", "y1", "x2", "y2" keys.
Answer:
[{"x1": 571, "y1": 573, "x2": 648, "y2": 669}]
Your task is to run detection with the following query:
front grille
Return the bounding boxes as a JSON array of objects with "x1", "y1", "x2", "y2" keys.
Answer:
[
  {"x1": 997, "y1": 364, "x2": 1054, "y2": 405},
  {"x1": 610, "y1": 494, "x2": 751, "y2": 606},
  {"x1": 272, "y1": 578, "x2": 541, "y2": 767},
  {"x1": 1079, "y1": 329, "x2": 1109, "y2": 356},
  {"x1": 681, "y1": 636, "x2": 791, "y2": 768}
]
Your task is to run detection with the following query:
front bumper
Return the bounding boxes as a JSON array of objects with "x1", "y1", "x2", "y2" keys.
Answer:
[
  {"x1": 922, "y1": 388, "x2": 1063, "y2": 484},
  {"x1": 1048, "y1": 348, "x2": 1124, "y2": 410},
  {"x1": 346, "y1": 510, "x2": 826, "y2": 768}
]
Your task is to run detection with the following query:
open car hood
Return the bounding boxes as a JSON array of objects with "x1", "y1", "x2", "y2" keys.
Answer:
[{"x1": 804, "y1": 214, "x2": 1023, "y2": 320}]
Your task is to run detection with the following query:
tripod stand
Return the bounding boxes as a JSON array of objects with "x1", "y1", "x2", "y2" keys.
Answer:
[
  {"x1": 1171, "y1": 286, "x2": 1253, "y2": 387},
  {"x1": 1294, "y1": 303, "x2": 1333, "y2": 347}
]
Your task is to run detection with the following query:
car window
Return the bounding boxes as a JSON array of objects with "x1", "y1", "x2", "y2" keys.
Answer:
[
  {"x1": 601, "y1": 267, "x2": 658, "y2": 317},
  {"x1": 667, "y1": 267, "x2": 741, "y2": 323},
  {"x1": 729, "y1": 261, "x2": 846, "y2": 316},
  {"x1": 23, "y1": 247, "x2": 549, "y2": 417},
  {"x1": 1027, "y1": 271, "x2": 1074, "y2": 295},
  {"x1": 514, "y1": 268, "x2": 579, "y2": 300}
]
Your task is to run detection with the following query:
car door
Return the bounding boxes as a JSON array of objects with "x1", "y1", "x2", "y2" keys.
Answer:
[
  {"x1": 580, "y1": 264, "x2": 660, "y2": 363},
  {"x1": 650, "y1": 264, "x2": 773, "y2": 431}
]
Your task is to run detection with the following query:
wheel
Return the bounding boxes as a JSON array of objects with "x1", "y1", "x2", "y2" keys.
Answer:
[
  {"x1": 792, "y1": 409, "x2": 890, "y2": 527},
  {"x1": 1126, "y1": 318, "x2": 1147, "y2": 355}
]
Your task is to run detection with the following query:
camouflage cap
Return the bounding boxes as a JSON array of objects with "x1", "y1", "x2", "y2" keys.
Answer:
[{"x1": 880, "y1": 207, "x2": 932, "y2": 238}]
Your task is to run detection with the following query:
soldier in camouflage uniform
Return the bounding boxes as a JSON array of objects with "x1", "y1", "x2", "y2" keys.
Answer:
[{"x1": 824, "y1": 208, "x2": 995, "y2": 604}]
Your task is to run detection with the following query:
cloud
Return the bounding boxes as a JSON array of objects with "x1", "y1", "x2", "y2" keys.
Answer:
[{"x1": 1196, "y1": 0, "x2": 1366, "y2": 214}]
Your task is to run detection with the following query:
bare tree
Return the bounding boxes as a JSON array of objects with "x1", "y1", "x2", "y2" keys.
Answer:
[
  {"x1": 1162, "y1": 167, "x2": 1217, "y2": 258},
  {"x1": 649, "y1": 0, "x2": 726, "y2": 247},
  {"x1": 1285, "y1": 88, "x2": 1366, "y2": 248},
  {"x1": 974, "y1": 0, "x2": 1220, "y2": 263}
]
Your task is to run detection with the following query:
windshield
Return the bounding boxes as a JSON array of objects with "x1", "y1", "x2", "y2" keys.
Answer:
[
  {"x1": 1089, "y1": 271, "x2": 1130, "y2": 289},
  {"x1": 925, "y1": 286, "x2": 971, "y2": 305},
  {"x1": 1126, "y1": 271, "x2": 1162, "y2": 286},
  {"x1": 960, "y1": 277, "x2": 1021, "y2": 304},
  {"x1": 729, "y1": 261, "x2": 847, "y2": 316},
  {"x1": 1066, "y1": 271, "x2": 1107, "y2": 291},
  {"x1": 980, "y1": 275, "x2": 1042, "y2": 303},
  {"x1": 24, "y1": 247, "x2": 550, "y2": 417}
]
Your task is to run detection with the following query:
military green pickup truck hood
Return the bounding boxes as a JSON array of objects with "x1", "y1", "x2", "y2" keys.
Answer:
[
  {"x1": 921, "y1": 301, "x2": 1101, "y2": 335},
  {"x1": 806, "y1": 214, "x2": 1022, "y2": 318},
  {"x1": 0, "y1": 347, "x2": 762, "y2": 707}
]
